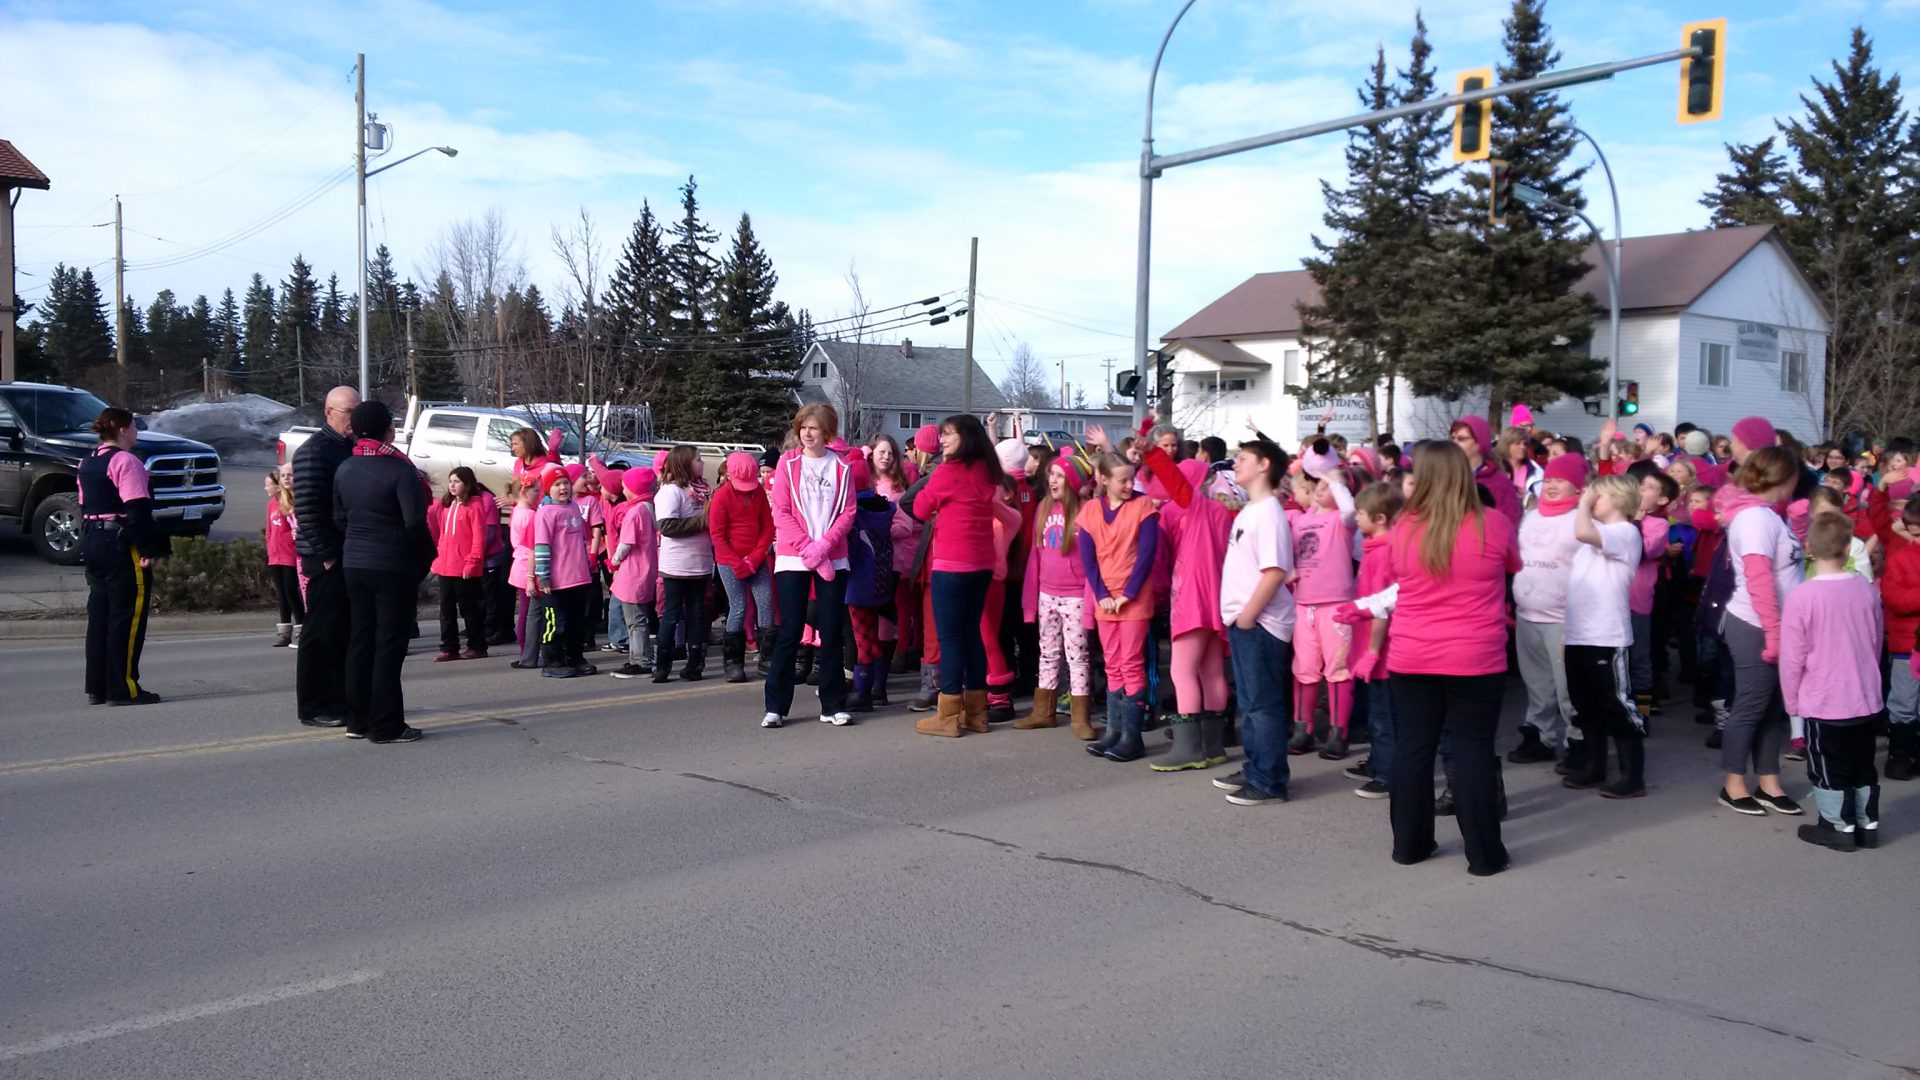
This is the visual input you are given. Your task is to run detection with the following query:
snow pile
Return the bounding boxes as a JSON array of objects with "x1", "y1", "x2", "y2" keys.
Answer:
[{"x1": 146, "y1": 394, "x2": 295, "y2": 465}]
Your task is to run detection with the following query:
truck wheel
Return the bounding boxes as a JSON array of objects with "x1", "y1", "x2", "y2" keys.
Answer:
[{"x1": 30, "y1": 492, "x2": 85, "y2": 566}]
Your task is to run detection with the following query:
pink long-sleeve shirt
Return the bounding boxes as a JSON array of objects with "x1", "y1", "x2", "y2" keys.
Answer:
[
  {"x1": 1779, "y1": 572, "x2": 1884, "y2": 720},
  {"x1": 1629, "y1": 515, "x2": 1669, "y2": 616}
]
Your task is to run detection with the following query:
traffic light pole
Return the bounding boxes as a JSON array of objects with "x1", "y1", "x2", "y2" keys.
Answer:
[
  {"x1": 1132, "y1": 40, "x2": 1701, "y2": 423},
  {"x1": 1555, "y1": 121, "x2": 1624, "y2": 421}
]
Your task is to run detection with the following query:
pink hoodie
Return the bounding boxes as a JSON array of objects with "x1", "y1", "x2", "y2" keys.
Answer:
[
  {"x1": 1454, "y1": 415, "x2": 1523, "y2": 527},
  {"x1": 768, "y1": 450, "x2": 856, "y2": 562}
]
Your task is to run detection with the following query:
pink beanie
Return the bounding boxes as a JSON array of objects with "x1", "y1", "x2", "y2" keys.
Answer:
[
  {"x1": 1543, "y1": 452, "x2": 1588, "y2": 490},
  {"x1": 913, "y1": 424, "x2": 940, "y2": 456},
  {"x1": 652, "y1": 449, "x2": 670, "y2": 472},
  {"x1": 1732, "y1": 417, "x2": 1777, "y2": 456},
  {"x1": 563, "y1": 462, "x2": 586, "y2": 485},
  {"x1": 1509, "y1": 403, "x2": 1535, "y2": 428},
  {"x1": 996, "y1": 438, "x2": 1029, "y2": 476},
  {"x1": 622, "y1": 466, "x2": 658, "y2": 500},
  {"x1": 725, "y1": 451, "x2": 759, "y2": 492},
  {"x1": 1051, "y1": 456, "x2": 1085, "y2": 491},
  {"x1": 1346, "y1": 446, "x2": 1383, "y2": 481},
  {"x1": 1301, "y1": 441, "x2": 1342, "y2": 480}
]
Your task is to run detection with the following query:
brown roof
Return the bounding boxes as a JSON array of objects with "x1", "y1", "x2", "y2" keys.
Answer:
[
  {"x1": 1161, "y1": 224, "x2": 1783, "y2": 342},
  {"x1": 0, "y1": 140, "x2": 51, "y2": 190}
]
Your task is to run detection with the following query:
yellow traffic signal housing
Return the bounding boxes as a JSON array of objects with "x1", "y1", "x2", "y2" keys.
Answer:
[
  {"x1": 1452, "y1": 68, "x2": 1493, "y2": 161},
  {"x1": 1679, "y1": 19, "x2": 1726, "y2": 123}
]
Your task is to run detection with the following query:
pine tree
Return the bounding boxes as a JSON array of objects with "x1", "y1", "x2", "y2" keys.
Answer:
[
  {"x1": 37, "y1": 264, "x2": 115, "y2": 379},
  {"x1": 654, "y1": 177, "x2": 723, "y2": 435},
  {"x1": 213, "y1": 289, "x2": 242, "y2": 373},
  {"x1": 185, "y1": 294, "x2": 215, "y2": 369},
  {"x1": 240, "y1": 274, "x2": 277, "y2": 393},
  {"x1": 665, "y1": 177, "x2": 720, "y2": 336},
  {"x1": 121, "y1": 296, "x2": 154, "y2": 372},
  {"x1": 267, "y1": 256, "x2": 321, "y2": 404},
  {"x1": 602, "y1": 201, "x2": 673, "y2": 415},
  {"x1": 1402, "y1": 0, "x2": 1601, "y2": 418},
  {"x1": 1774, "y1": 26, "x2": 1919, "y2": 434},
  {"x1": 1700, "y1": 138, "x2": 1790, "y2": 227},
  {"x1": 709, "y1": 212, "x2": 798, "y2": 441},
  {"x1": 415, "y1": 272, "x2": 464, "y2": 400}
]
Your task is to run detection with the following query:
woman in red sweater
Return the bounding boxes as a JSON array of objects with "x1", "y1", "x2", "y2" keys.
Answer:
[
  {"x1": 1380, "y1": 443, "x2": 1520, "y2": 876},
  {"x1": 905, "y1": 413, "x2": 1008, "y2": 737},
  {"x1": 708, "y1": 451, "x2": 776, "y2": 683}
]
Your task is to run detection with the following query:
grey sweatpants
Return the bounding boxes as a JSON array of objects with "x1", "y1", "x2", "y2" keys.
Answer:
[
  {"x1": 1516, "y1": 619, "x2": 1574, "y2": 748},
  {"x1": 1722, "y1": 616, "x2": 1787, "y2": 777}
]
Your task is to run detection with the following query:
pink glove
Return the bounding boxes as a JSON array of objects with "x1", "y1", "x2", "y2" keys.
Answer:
[
  {"x1": 1360, "y1": 651, "x2": 1389, "y2": 683},
  {"x1": 1762, "y1": 634, "x2": 1779, "y2": 665},
  {"x1": 1331, "y1": 602, "x2": 1371, "y2": 626},
  {"x1": 816, "y1": 560, "x2": 836, "y2": 582}
]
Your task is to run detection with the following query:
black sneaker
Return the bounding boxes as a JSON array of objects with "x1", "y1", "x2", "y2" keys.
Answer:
[
  {"x1": 109, "y1": 691, "x2": 163, "y2": 707},
  {"x1": 88, "y1": 694, "x2": 106, "y2": 706},
  {"x1": 1354, "y1": 780, "x2": 1390, "y2": 799},
  {"x1": 1797, "y1": 820, "x2": 1856, "y2": 851},
  {"x1": 610, "y1": 663, "x2": 648, "y2": 679},
  {"x1": 570, "y1": 663, "x2": 598, "y2": 678},
  {"x1": 1225, "y1": 786, "x2": 1286, "y2": 806},
  {"x1": 1435, "y1": 789, "x2": 1456, "y2": 816},
  {"x1": 541, "y1": 665, "x2": 575, "y2": 679},
  {"x1": 1317, "y1": 733, "x2": 1349, "y2": 761},
  {"x1": 1717, "y1": 788, "x2": 1766, "y2": 815},
  {"x1": 1212, "y1": 771, "x2": 1248, "y2": 792},
  {"x1": 1705, "y1": 729, "x2": 1723, "y2": 750},
  {"x1": 301, "y1": 714, "x2": 347, "y2": 728},
  {"x1": 1855, "y1": 823, "x2": 1880, "y2": 849},
  {"x1": 510, "y1": 660, "x2": 539, "y2": 669},
  {"x1": 1342, "y1": 759, "x2": 1372, "y2": 781},
  {"x1": 1507, "y1": 740, "x2": 1557, "y2": 764},
  {"x1": 1751, "y1": 791, "x2": 1804, "y2": 816},
  {"x1": 371, "y1": 726, "x2": 424, "y2": 744}
]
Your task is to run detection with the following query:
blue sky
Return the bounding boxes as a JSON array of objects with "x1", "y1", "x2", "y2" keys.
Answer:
[{"x1": 4, "y1": 0, "x2": 1914, "y2": 400}]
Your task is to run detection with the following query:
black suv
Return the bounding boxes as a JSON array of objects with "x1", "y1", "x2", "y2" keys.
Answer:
[{"x1": 0, "y1": 382, "x2": 227, "y2": 564}]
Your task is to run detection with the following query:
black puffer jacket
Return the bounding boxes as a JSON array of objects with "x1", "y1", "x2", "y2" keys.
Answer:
[
  {"x1": 292, "y1": 427, "x2": 354, "y2": 566},
  {"x1": 332, "y1": 453, "x2": 433, "y2": 577}
]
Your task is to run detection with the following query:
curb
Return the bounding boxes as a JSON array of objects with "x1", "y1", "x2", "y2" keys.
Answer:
[{"x1": 0, "y1": 610, "x2": 273, "y2": 642}]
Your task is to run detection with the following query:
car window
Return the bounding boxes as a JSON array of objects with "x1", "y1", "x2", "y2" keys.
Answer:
[
  {"x1": 0, "y1": 397, "x2": 18, "y2": 429},
  {"x1": 486, "y1": 419, "x2": 521, "y2": 452},
  {"x1": 0, "y1": 388, "x2": 111, "y2": 434},
  {"x1": 419, "y1": 413, "x2": 480, "y2": 448}
]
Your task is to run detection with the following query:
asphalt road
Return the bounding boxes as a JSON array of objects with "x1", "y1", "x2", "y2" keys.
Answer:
[
  {"x1": 0, "y1": 465, "x2": 270, "y2": 607},
  {"x1": 2, "y1": 633, "x2": 1915, "y2": 1079}
]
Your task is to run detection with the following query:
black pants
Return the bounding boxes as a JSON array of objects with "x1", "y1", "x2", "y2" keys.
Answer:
[
  {"x1": 656, "y1": 575, "x2": 709, "y2": 675},
  {"x1": 270, "y1": 564, "x2": 305, "y2": 625},
  {"x1": 542, "y1": 583, "x2": 592, "y2": 668},
  {"x1": 83, "y1": 530, "x2": 152, "y2": 702},
  {"x1": 1566, "y1": 644, "x2": 1641, "y2": 738},
  {"x1": 766, "y1": 569, "x2": 848, "y2": 717},
  {"x1": 344, "y1": 567, "x2": 416, "y2": 740},
  {"x1": 1806, "y1": 719, "x2": 1878, "y2": 792},
  {"x1": 296, "y1": 558, "x2": 351, "y2": 722},
  {"x1": 484, "y1": 563, "x2": 515, "y2": 643},
  {"x1": 438, "y1": 574, "x2": 484, "y2": 653},
  {"x1": 1390, "y1": 673, "x2": 1508, "y2": 874}
]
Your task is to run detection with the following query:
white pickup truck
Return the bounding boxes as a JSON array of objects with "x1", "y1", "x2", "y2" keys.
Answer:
[{"x1": 276, "y1": 398, "x2": 762, "y2": 497}]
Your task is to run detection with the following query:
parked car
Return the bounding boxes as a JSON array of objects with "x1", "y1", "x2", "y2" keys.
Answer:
[{"x1": 0, "y1": 381, "x2": 226, "y2": 564}]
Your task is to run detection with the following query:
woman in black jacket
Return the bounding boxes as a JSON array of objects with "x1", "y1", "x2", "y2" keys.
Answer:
[{"x1": 333, "y1": 400, "x2": 434, "y2": 743}]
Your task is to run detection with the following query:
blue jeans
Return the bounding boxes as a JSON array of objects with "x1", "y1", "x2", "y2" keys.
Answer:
[
  {"x1": 607, "y1": 589, "x2": 629, "y2": 649},
  {"x1": 1228, "y1": 624, "x2": 1293, "y2": 797},
  {"x1": 1366, "y1": 676, "x2": 1396, "y2": 782},
  {"x1": 717, "y1": 562, "x2": 774, "y2": 635},
  {"x1": 931, "y1": 569, "x2": 993, "y2": 693},
  {"x1": 1629, "y1": 612, "x2": 1653, "y2": 695}
]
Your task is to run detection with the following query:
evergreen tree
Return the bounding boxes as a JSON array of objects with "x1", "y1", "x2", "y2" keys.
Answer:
[
  {"x1": 602, "y1": 200, "x2": 672, "y2": 406},
  {"x1": 415, "y1": 271, "x2": 464, "y2": 400},
  {"x1": 37, "y1": 264, "x2": 115, "y2": 379},
  {"x1": 654, "y1": 177, "x2": 723, "y2": 434},
  {"x1": 1402, "y1": 0, "x2": 1602, "y2": 417},
  {"x1": 514, "y1": 283, "x2": 554, "y2": 342},
  {"x1": 665, "y1": 177, "x2": 720, "y2": 336},
  {"x1": 121, "y1": 296, "x2": 154, "y2": 372},
  {"x1": 185, "y1": 294, "x2": 215, "y2": 369},
  {"x1": 240, "y1": 274, "x2": 277, "y2": 393},
  {"x1": 709, "y1": 213, "x2": 799, "y2": 440},
  {"x1": 213, "y1": 289, "x2": 242, "y2": 372},
  {"x1": 1774, "y1": 27, "x2": 1919, "y2": 433},
  {"x1": 268, "y1": 255, "x2": 321, "y2": 404},
  {"x1": 1700, "y1": 138, "x2": 1790, "y2": 227}
]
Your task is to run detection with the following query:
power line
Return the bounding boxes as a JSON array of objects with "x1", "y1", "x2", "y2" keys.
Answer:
[
  {"x1": 125, "y1": 164, "x2": 356, "y2": 271},
  {"x1": 979, "y1": 291, "x2": 1131, "y2": 339}
]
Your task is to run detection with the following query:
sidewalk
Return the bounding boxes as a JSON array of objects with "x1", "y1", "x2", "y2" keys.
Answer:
[{"x1": 0, "y1": 610, "x2": 268, "y2": 641}]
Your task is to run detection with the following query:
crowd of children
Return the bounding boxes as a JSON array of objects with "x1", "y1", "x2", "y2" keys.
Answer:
[{"x1": 266, "y1": 404, "x2": 1919, "y2": 867}]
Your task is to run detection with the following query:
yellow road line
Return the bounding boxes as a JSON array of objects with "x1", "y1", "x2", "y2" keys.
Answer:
[{"x1": 0, "y1": 681, "x2": 753, "y2": 776}]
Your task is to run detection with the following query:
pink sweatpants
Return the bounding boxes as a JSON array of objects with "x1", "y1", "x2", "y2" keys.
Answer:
[
  {"x1": 1171, "y1": 629, "x2": 1230, "y2": 714},
  {"x1": 1291, "y1": 601, "x2": 1353, "y2": 683},
  {"x1": 1037, "y1": 592, "x2": 1090, "y2": 695},
  {"x1": 1098, "y1": 617, "x2": 1150, "y2": 696}
]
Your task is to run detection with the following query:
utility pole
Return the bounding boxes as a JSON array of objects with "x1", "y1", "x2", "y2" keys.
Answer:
[
  {"x1": 961, "y1": 236, "x2": 978, "y2": 415},
  {"x1": 1101, "y1": 357, "x2": 1117, "y2": 406},
  {"x1": 496, "y1": 302, "x2": 508, "y2": 408},
  {"x1": 113, "y1": 196, "x2": 125, "y2": 368},
  {"x1": 405, "y1": 308, "x2": 416, "y2": 403},
  {"x1": 1059, "y1": 356, "x2": 1067, "y2": 410},
  {"x1": 296, "y1": 325, "x2": 305, "y2": 407},
  {"x1": 354, "y1": 53, "x2": 369, "y2": 399}
]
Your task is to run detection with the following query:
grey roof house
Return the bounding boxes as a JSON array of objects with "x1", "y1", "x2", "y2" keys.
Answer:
[{"x1": 796, "y1": 339, "x2": 1010, "y2": 444}]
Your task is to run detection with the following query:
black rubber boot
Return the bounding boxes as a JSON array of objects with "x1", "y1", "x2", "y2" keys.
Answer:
[
  {"x1": 1087, "y1": 691, "x2": 1123, "y2": 756},
  {"x1": 1151, "y1": 714, "x2": 1209, "y2": 771},
  {"x1": 848, "y1": 663, "x2": 875, "y2": 713},
  {"x1": 1555, "y1": 736, "x2": 1589, "y2": 776},
  {"x1": 1562, "y1": 731, "x2": 1609, "y2": 789},
  {"x1": 1599, "y1": 734, "x2": 1646, "y2": 798},
  {"x1": 794, "y1": 645, "x2": 815, "y2": 685},
  {"x1": 1508, "y1": 724, "x2": 1556, "y2": 764},
  {"x1": 1286, "y1": 719, "x2": 1316, "y2": 756},
  {"x1": 1102, "y1": 691, "x2": 1148, "y2": 762},
  {"x1": 682, "y1": 642, "x2": 706, "y2": 681},
  {"x1": 722, "y1": 632, "x2": 748, "y2": 684},
  {"x1": 1199, "y1": 710, "x2": 1229, "y2": 766},
  {"x1": 755, "y1": 626, "x2": 775, "y2": 678}
]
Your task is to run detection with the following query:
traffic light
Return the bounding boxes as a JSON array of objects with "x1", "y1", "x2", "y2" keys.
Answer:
[
  {"x1": 1115, "y1": 370, "x2": 1142, "y2": 399},
  {"x1": 1678, "y1": 19, "x2": 1726, "y2": 123},
  {"x1": 1488, "y1": 159, "x2": 1512, "y2": 225},
  {"x1": 1452, "y1": 68, "x2": 1493, "y2": 161},
  {"x1": 1618, "y1": 380, "x2": 1640, "y2": 417}
]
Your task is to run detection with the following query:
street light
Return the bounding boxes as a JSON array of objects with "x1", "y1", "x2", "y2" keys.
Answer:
[
  {"x1": 355, "y1": 52, "x2": 457, "y2": 399},
  {"x1": 1514, "y1": 181, "x2": 1619, "y2": 416},
  {"x1": 1549, "y1": 116, "x2": 1623, "y2": 421},
  {"x1": 1132, "y1": 0, "x2": 1200, "y2": 429}
]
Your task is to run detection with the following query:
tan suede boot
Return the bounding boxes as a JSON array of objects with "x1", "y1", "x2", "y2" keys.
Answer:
[
  {"x1": 1069, "y1": 695, "x2": 1096, "y2": 740},
  {"x1": 1014, "y1": 687, "x2": 1058, "y2": 729},
  {"x1": 915, "y1": 693, "x2": 964, "y2": 738},
  {"x1": 962, "y1": 689, "x2": 990, "y2": 733}
]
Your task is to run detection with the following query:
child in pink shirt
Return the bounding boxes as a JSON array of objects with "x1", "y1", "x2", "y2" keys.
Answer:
[
  {"x1": 264, "y1": 469, "x2": 302, "y2": 647},
  {"x1": 509, "y1": 481, "x2": 541, "y2": 668},
  {"x1": 1625, "y1": 464, "x2": 1676, "y2": 720},
  {"x1": 533, "y1": 468, "x2": 595, "y2": 678},
  {"x1": 609, "y1": 467, "x2": 660, "y2": 680},
  {"x1": 1345, "y1": 482, "x2": 1404, "y2": 797},
  {"x1": 1018, "y1": 456, "x2": 1093, "y2": 737},
  {"x1": 1140, "y1": 448, "x2": 1234, "y2": 771},
  {"x1": 1781, "y1": 512, "x2": 1885, "y2": 850},
  {"x1": 1288, "y1": 457, "x2": 1358, "y2": 759}
]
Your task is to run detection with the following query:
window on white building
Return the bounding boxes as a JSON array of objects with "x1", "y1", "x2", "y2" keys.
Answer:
[
  {"x1": 1699, "y1": 342, "x2": 1731, "y2": 388},
  {"x1": 812, "y1": 362, "x2": 828, "y2": 379},
  {"x1": 1063, "y1": 418, "x2": 1086, "y2": 435},
  {"x1": 1781, "y1": 351, "x2": 1807, "y2": 393},
  {"x1": 898, "y1": 411, "x2": 923, "y2": 429},
  {"x1": 1221, "y1": 377, "x2": 1252, "y2": 393},
  {"x1": 1282, "y1": 350, "x2": 1301, "y2": 387}
]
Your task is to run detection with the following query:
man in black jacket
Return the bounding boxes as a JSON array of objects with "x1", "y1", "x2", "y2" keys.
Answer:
[
  {"x1": 291, "y1": 385, "x2": 359, "y2": 728},
  {"x1": 334, "y1": 400, "x2": 433, "y2": 743}
]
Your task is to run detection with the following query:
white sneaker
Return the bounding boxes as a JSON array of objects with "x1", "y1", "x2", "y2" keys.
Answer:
[
  {"x1": 828, "y1": 711, "x2": 854, "y2": 727},
  {"x1": 761, "y1": 712, "x2": 784, "y2": 728}
]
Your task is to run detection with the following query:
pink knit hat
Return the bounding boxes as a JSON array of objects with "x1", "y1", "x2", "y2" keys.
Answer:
[
  {"x1": 622, "y1": 466, "x2": 658, "y2": 500},
  {"x1": 1543, "y1": 452, "x2": 1588, "y2": 490},
  {"x1": 652, "y1": 449, "x2": 670, "y2": 472},
  {"x1": 1051, "y1": 456, "x2": 1085, "y2": 491},
  {"x1": 725, "y1": 451, "x2": 759, "y2": 492},
  {"x1": 1732, "y1": 416, "x2": 1777, "y2": 456},
  {"x1": 563, "y1": 462, "x2": 586, "y2": 485},
  {"x1": 996, "y1": 438, "x2": 1029, "y2": 476},
  {"x1": 1345, "y1": 445, "x2": 1383, "y2": 481},
  {"x1": 913, "y1": 423, "x2": 940, "y2": 455},
  {"x1": 1509, "y1": 403, "x2": 1535, "y2": 429},
  {"x1": 1300, "y1": 440, "x2": 1342, "y2": 480}
]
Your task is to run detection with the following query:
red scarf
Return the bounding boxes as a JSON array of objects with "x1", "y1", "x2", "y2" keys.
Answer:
[{"x1": 354, "y1": 438, "x2": 433, "y2": 501}]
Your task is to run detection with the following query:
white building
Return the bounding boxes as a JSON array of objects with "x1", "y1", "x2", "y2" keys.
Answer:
[{"x1": 1161, "y1": 224, "x2": 1829, "y2": 445}]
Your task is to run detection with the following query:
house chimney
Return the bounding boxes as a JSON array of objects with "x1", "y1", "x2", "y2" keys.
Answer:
[{"x1": 900, "y1": 338, "x2": 913, "y2": 358}]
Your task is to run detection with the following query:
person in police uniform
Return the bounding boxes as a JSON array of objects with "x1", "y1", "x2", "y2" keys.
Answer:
[{"x1": 79, "y1": 407, "x2": 162, "y2": 706}]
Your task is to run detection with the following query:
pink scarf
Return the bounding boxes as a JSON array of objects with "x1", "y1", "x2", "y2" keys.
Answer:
[
  {"x1": 1536, "y1": 495, "x2": 1580, "y2": 517},
  {"x1": 354, "y1": 438, "x2": 432, "y2": 501}
]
